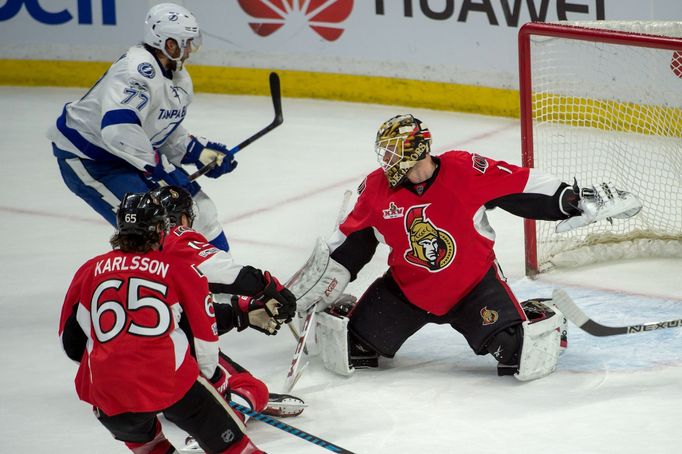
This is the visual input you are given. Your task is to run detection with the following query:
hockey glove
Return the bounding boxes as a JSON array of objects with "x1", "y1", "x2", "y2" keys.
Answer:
[
  {"x1": 556, "y1": 180, "x2": 642, "y2": 233},
  {"x1": 144, "y1": 153, "x2": 200, "y2": 196},
  {"x1": 260, "y1": 271, "x2": 297, "y2": 324},
  {"x1": 208, "y1": 364, "x2": 230, "y2": 395},
  {"x1": 183, "y1": 135, "x2": 237, "y2": 178},
  {"x1": 232, "y1": 294, "x2": 282, "y2": 335}
]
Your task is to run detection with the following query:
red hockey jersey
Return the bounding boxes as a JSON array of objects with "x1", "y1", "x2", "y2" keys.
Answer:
[
  {"x1": 162, "y1": 226, "x2": 242, "y2": 283},
  {"x1": 332, "y1": 150, "x2": 563, "y2": 316},
  {"x1": 58, "y1": 249, "x2": 219, "y2": 416}
]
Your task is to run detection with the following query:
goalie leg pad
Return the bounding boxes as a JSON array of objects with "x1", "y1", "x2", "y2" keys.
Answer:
[
  {"x1": 515, "y1": 307, "x2": 563, "y2": 381},
  {"x1": 316, "y1": 310, "x2": 354, "y2": 376},
  {"x1": 287, "y1": 237, "x2": 351, "y2": 313},
  {"x1": 521, "y1": 298, "x2": 568, "y2": 350}
]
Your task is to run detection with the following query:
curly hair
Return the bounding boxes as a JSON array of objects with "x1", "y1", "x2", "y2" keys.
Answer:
[{"x1": 110, "y1": 231, "x2": 162, "y2": 253}]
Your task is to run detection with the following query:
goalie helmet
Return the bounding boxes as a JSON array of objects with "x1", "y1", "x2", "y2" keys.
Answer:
[
  {"x1": 115, "y1": 193, "x2": 168, "y2": 240},
  {"x1": 144, "y1": 3, "x2": 202, "y2": 63},
  {"x1": 149, "y1": 186, "x2": 196, "y2": 227},
  {"x1": 375, "y1": 114, "x2": 432, "y2": 188}
]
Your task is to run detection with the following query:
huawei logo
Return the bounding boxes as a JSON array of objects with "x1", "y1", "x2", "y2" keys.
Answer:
[{"x1": 237, "y1": 0, "x2": 353, "y2": 42}]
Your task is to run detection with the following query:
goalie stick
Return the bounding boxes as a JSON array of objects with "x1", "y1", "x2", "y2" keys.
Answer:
[
  {"x1": 229, "y1": 401, "x2": 356, "y2": 454},
  {"x1": 552, "y1": 288, "x2": 682, "y2": 337},
  {"x1": 189, "y1": 72, "x2": 283, "y2": 181},
  {"x1": 282, "y1": 304, "x2": 316, "y2": 393},
  {"x1": 281, "y1": 190, "x2": 354, "y2": 391}
]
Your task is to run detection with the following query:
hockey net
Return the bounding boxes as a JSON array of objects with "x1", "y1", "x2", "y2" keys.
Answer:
[{"x1": 519, "y1": 21, "x2": 682, "y2": 275}]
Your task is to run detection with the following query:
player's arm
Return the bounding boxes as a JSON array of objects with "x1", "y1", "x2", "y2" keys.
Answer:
[
  {"x1": 480, "y1": 158, "x2": 642, "y2": 231},
  {"x1": 158, "y1": 124, "x2": 237, "y2": 179},
  {"x1": 329, "y1": 180, "x2": 380, "y2": 279},
  {"x1": 98, "y1": 73, "x2": 157, "y2": 170},
  {"x1": 329, "y1": 227, "x2": 379, "y2": 281},
  {"x1": 61, "y1": 305, "x2": 87, "y2": 362},
  {"x1": 58, "y1": 263, "x2": 91, "y2": 362},
  {"x1": 157, "y1": 124, "x2": 190, "y2": 166},
  {"x1": 168, "y1": 228, "x2": 296, "y2": 320},
  {"x1": 484, "y1": 168, "x2": 579, "y2": 220},
  {"x1": 99, "y1": 73, "x2": 199, "y2": 194},
  {"x1": 173, "y1": 262, "x2": 220, "y2": 379}
]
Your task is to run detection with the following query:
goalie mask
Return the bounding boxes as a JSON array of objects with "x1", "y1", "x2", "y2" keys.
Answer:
[
  {"x1": 144, "y1": 3, "x2": 202, "y2": 65},
  {"x1": 375, "y1": 114, "x2": 432, "y2": 188}
]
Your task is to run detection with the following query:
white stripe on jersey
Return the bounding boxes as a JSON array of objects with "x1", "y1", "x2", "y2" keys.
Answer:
[
  {"x1": 169, "y1": 303, "x2": 190, "y2": 371},
  {"x1": 65, "y1": 158, "x2": 120, "y2": 212},
  {"x1": 198, "y1": 252, "x2": 242, "y2": 286},
  {"x1": 524, "y1": 168, "x2": 563, "y2": 196},
  {"x1": 76, "y1": 303, "x2": 94, "y2": 354},
  {"x1": 194, "y1": 337, "x2": 219, "y2": 380},
  {"x1": 473, "y1": 205, "x2": 496, "y2": 241}
]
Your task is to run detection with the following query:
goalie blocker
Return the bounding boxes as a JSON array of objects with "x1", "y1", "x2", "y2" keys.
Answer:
[{"x1": 286, "y1": 237, "x2": 351, "y2": 314}]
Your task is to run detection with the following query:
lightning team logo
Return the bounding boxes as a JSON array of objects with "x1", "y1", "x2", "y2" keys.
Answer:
[
  {"x1": 237, "y1": 0, "x2": 353, "y2": 41},
  {"x1": 403, "y1": 204, "x2": 455, "y2": 272}
]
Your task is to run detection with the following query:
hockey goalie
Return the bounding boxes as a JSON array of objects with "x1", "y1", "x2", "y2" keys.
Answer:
[{"x1": 288, "y1": 113, "x2": 641, "y2": 381}]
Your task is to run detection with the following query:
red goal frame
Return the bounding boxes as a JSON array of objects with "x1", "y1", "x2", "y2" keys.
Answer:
[{"x1": 518, "y1": 21, "x2": 682, "y2": 277}]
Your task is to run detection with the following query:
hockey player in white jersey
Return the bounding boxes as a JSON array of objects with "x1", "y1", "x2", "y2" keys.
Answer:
[{"x1": 47, "y1": 3, "x2": 235, "y2": 251}]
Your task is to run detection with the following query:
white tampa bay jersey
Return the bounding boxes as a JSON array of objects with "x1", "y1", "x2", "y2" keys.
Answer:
[{"x1": 47, "y1": 45, "x2": 193, "y2": 171}]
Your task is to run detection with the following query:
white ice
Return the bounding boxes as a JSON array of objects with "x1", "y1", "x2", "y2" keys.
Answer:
[{"x1": 1, "y1": 86, "x2": 681, "y2": 454}]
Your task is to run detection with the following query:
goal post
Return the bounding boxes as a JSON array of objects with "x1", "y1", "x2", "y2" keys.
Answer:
[{"x1": 519, "y1": 21, "x2": 682, "y2": 276}]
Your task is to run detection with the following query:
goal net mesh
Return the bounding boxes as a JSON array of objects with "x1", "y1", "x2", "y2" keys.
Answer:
[{"x1": 526, "y1": 21, "x2": 682, "y2": 272}]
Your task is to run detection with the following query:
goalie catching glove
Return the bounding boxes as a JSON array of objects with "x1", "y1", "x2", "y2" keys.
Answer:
[{"x1": 556, "y1": 180, "x2": 642, "y2": 233}]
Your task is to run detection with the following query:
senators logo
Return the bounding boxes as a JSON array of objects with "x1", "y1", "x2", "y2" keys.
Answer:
[
  {"x1": 237, "y1": 0, "x2": 353, "y2": 42},
  {"x1": 403, "y1": 204, "x2": 455, "y2": 272},
  {"x1": 480, "y1": 307, "x2": 499, "y2": 326}
]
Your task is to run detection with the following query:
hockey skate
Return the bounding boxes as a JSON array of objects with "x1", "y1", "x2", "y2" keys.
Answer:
[
  {"x1": 183, "y1": 436, "x2": 201, "y2": 452},
  {"x1": 262, "y1": 393, "x2": 307, "y2": 417}
]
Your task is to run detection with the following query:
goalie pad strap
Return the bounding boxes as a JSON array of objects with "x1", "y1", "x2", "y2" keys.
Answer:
[
  {"x1": 316, "y1": 311, "x2": 353, "y2": 376},
  {"x1": 287, "y1": 237, "x2": 351, "y2": 313},
  {"x1": 515, "y1": 307, "x2": 563, "y2": 381}
]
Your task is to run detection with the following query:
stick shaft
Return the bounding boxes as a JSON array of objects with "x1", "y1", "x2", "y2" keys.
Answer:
[
  {"x1": 229, "y1": 401, "x2": 355, "y2": 454},
  {"x1": 552, "y1": 289, "x2": 682, "y2": 337},
  {"x1": 190, "y1": 72, "x2": 283, "y2": 181}
]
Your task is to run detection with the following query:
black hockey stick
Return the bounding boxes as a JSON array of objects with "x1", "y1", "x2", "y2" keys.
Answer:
[
  {"x1": 189, "y1": 72, "x2": 283, "y2": 181},
  {"x1": 229, "y1": 401, "x2": 356, "y2": 454},
  {"x1": 552, "y1": 288, "x2": 682, "y2": 336}
]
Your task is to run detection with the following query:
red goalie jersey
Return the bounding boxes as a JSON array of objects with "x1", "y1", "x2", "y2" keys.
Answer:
[
  {"x1": 58, "y1": 249, "x2": 219, "y2": 416},
  {"x1": 332, "y1": 150, "x2": 567, "y2": 316}
]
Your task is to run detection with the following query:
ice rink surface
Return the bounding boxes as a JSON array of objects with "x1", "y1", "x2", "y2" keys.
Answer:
[{"x1": 1, "y1": 86, "x2": 680, "y2": 453}]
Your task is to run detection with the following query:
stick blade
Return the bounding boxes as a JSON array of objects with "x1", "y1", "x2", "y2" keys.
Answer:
[
  {"x1": 552, "y1": 288, "x2": 590, "y2": 327},
  {"x1": 269, "y1": 71, "x2": 283, "y2": 124}
]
